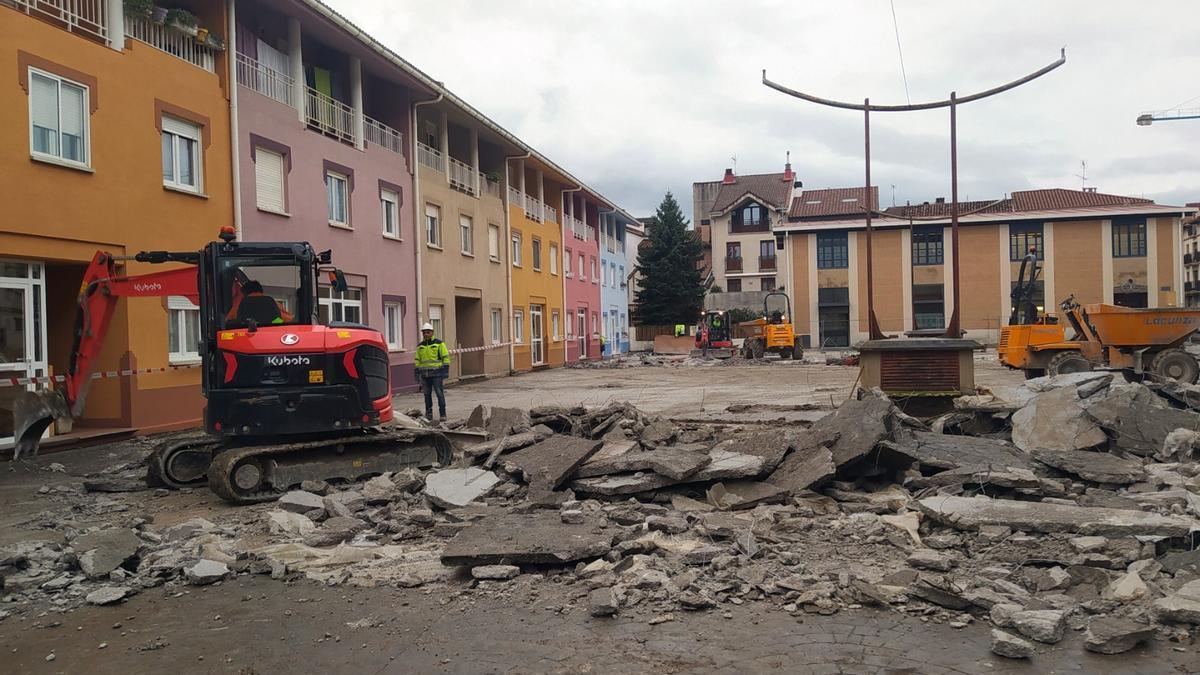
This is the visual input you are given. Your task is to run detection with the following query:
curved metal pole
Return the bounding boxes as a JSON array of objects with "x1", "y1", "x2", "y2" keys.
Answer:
[{"x1": 762, "y1": 49, "x2": 1065, "y2": 111}]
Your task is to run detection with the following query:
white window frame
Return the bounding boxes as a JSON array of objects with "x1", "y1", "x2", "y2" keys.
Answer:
[
  {"x1": 460, "y1": 214, "x2": 474, "y2": 256},
  {"x1": 161, "y1": 115, "x2": 203, "y2": 194},
  {"x1": 512, "y1": 232, "x2": 523, "y2": 267},
  {"x1": 591, "y1": 257, "x2": 598, "y2": 282},
  {"x1": 513, "y1": 309, "x2": 525, "y2": 343},
  {"x1": 326, "y1": 170, "x2": 350, "y2": 227},
  {"x1": 28, "y1": 67, "x2": 90, "y2": 168},
  {"x1": 578, "y1": 254, "x2": 585, "y2": 280},
  {"x1": 564, "y1": 249, "x2": 572, "y2": 277},
  {"x1": 550, "y1": 244, "x2": 559, "y2": 275},
  {"x1": 429, "y1": 305, "x2": 444, "y2": 340},
  {"x1": 551, "y1": 309, "x2": 561, "y2": 340},
  {"x1": 383, "y1": 302, "x2": 403, "y2": 351},
  {"x1": 167, "y1": 296, "x2": 201, "y2": 364},
  {"x1": 254, "y1": 146, "x2": 287, "y2": 214},
  {"x1": 318, "y1": 285, "x2": 363, "y2": 324},
  {"x1": 601, "y1": 261, "x2": 607, "y2": 287},
  {"x1": 488, "y1": 224, "x2": 501, "y2": 262},
  {"x1": 490, "y1": 308, "x2": 502, "y2": 344},
  {"x1": 425, "y1": 203, "x2": 441, "y2": 248},
  {"x1": 532, "y1": 238, "x2": 542, "y2": 271},
  {"x1": 381, "y1": 188, "x2": 400, "y2": 238}
]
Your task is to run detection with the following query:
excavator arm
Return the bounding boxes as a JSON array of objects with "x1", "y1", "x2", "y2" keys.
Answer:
[{"x1": 13, "y1": 250, "x2": 200, "y2": 458}]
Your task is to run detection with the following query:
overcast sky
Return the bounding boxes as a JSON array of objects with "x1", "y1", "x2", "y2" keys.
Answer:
[{"x1": 328, "y1": 0, "x2": 1200, "y2": 220}]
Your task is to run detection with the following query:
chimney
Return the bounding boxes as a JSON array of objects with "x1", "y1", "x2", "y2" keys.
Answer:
[
  {"x1": 782, "y1": 150, "x2": 794, "y2": 182},
  {"x1": 935, "y1": 197, "x2": 945, "y2": 204},
  {"x1": 722, "y1": 168, "x2": 736, "y2": 185}
]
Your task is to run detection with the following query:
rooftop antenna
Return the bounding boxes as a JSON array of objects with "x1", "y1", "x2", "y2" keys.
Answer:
[
  {"x1": 891, "y1": 184, "x2": 896, "y2": 207},
  {"x1": 1075, "y1": 160, "x2": 1089, "y2": 191},
  {"x1": 730, "y1": 154, "x2": 737, "y2": 174}
]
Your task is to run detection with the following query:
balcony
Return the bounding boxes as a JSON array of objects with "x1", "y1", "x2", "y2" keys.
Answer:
[
  {"x1": 483, "y1": 177, "x2": 502, "y2": 199},
  {"x1": 726, "y1": 256, "x2": 743, "y2": 272},
  {"x1": 1186, "y1": 253, "x2": 1195, "y2": 265},
  {"x1": 570, "y1": 217, "x2": 587, "y2": 241},
  {"x1": 1188, "y1": 281, "x2": 1198, "y2": 294},
  {"x1": 417, "y1": 142, "x2": 444, "y2": 173},
  {"x1": 448, "y1": 156, "x2": 479, "y2": 196},
  {"x1": 125, "y1": 12, "x2": 216, "y2": 72},
  {"x1": 236, "y1": 53, "x2": 292, "y2": 105},
  {"x1": 731, "y1": 220, "x2": 770, "y2": 234},
  {"x1": 305, "y1": 86, "x2": 354, "y2": 145},
  {"x1": 759, "y1": 255, "x2": 777, "y2": 271},
  {"x1": 523, "y1": 195, "x2": 544, "y2": 222},
  {"x1": 5, "y1": 0, "x2": 107, "y2": 43},
  {"x1": 544, "y1": 203, "x2": 558, "y2": 224},
  {"x1": 507, "y1": 186, "x2": 524, "y2": 209},
  {"x1": 364, "y1": 116, "x2": 402, "y2": 154}
]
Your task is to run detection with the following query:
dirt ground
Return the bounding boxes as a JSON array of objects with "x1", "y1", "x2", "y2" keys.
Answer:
[{"x1": 2, "y1": 356, "x2": 1198, "y2": 674}]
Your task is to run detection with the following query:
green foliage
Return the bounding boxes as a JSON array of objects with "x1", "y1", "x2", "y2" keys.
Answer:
[
  {"x1": 631, "y1": 192, "x2": 705, "y2": 326},
  {"x1": 725, "y1": 307, "x2": 760, "y2": 325},
  {"x1": 165, "y1": 7, "x2": 198, "y2": 27},
  {"x1": 123, "y1": 0, "x2": 154, "y2": 18},
  {"x1": 708, "y1": 284, "x2": 723, "y2": 293}
]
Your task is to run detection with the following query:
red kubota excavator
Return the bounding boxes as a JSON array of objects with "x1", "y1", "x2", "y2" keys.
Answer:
[{"x1": 13, "y1": 227, "x2": 450, "y2": 504}]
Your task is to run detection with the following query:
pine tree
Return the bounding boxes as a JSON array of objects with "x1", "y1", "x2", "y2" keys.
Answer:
[{"x1": 631, "y1": 191, "x2": 705, "y2": 326}]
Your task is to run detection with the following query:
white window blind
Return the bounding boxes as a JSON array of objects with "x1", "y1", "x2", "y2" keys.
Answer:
[
  {"x1": 460, "y1": 215, "x2": 473, "y2": 255},
  {"x1": 550, "y1": 245, "x2": 558, "y2": 275},
  {"x1": 429, "y1": 305, "x2": 443, "y2": 339},
  {"x1": 491, "y1": 308, "x2": 502, "y2": 343},
  {"x1": 255, "y1": 147, "x2": 286, "y2": 212},
  {"x1": 381, "y1": 189, "x2": 399, "y2": 237},
  {"x1": 488, "y1": 224, "x2": 500, "y2": 261},
  {"x1": 167, "y1": 296, "x2": 200, "y2": 363},
  {"x1": 162, "y1": 116, "x2": 202, "y2": 192},
  {"x1": 29, "y1": 69, "x2": 88, "y2": 165},
  {"x1": 327, "y1": 171, "x2": 349, "y2": 225},
  {"x1": 384, "y1": 303, "x2": 402, "y2": 349},
  {"x1": 425, "y1": 203, "x2": 441, "y2": 246}
]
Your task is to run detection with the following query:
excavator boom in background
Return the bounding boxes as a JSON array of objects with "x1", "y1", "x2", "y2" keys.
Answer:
[{"x1": 13, "y1": 227, "x2": 450, "y2": 503}]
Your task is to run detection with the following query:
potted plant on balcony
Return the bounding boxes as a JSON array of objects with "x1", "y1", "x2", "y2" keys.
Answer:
[
  {"x1": 123, "y1": 0, "x2": 155, "y2": 19},
  {"x1": 165, "y1": 7, "x2": 199, "y2": 36},
  {"x1": 485, "y1": 170, "x2": 503, "y2": 187}
]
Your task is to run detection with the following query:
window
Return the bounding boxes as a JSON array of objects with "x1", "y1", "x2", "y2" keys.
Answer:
[
  {"x1": 727, "y1": 279, "x2": 742, "y2": 292},
  {"x1": 318, "y1": 286, "x2": 363, "y2": 324},
  {"x1": 760, "y1": 240, "x2": 775, "y2": 259},
  {"x1": 512, "y1": 232, "x2": 523, "y2": 266},
  {"x1": 383, "y1": 302, "x2": 403, "y2": 350},
  {"x1": 427, "y1": 305, "x2": 444, "y2": 340},
  {"x1": 552, "y1": 310, "x2": 561, "y2": 339},
  {"x1": 425, "y1": 203, "x2": 441, "y2": 247},
  {"x1": 326, "y1": 170, "x2": 350, "y2": 226},
  {"x1": 162, "y1": 116, "x2": 202, "y2": 193},
  {"x1": 619, "y1": 266, "x2": 625, "y2": 287},
  {"x1": 817, "y1": 232, "x2": 848, "y2": 269},
  {"x1": 29, "y1": 69, "x2": 89, "y2": 166},
  {"x1": 912, "y1": 225, "x2": 943, "y2": 265},
  {"x1": 532, "y1": 238, "x2": 542, "y2": 270},
  {"x1": 762, "y1": 277, "x2": 777, "y2": 292},
  {"x1": 488, "y1": 224, "x2": 501, "y2": 261},
  {"x1": 591, "y1": 257, "x2": 598, "y2": 282},
  {"x1": 732, "y1": 203, "x2": 766, "y2": 230},
  {"x1": 578, "y1": 254, "x2": 585, "y2": 279},
  {"x1": 727, "y1": 242, "x2": 742, "y2": 259},
  {"x1": 381, "y1": 189, "x2": 399, "y2": 237},
  {"x1": 913, "y1": 284, "x2": 945, "y2": 329},
  {"x1": 1113, "y1": 219, "x2": 1147, "y2": 258},
  {"x1": 1009, "y1": 223, "x2": 1043, "y2": 261},
  {"x1": 564, "y1": 249, "x2": 572, "y2": 277},
  {"x1": 460, "y1": 214, "x2": 474, "y2": 255},
  {"x1": 513, "y1": 309, "x2": 524, "y2": 343},
  {"x1": 255, "y1": 147, "x2": 286, "y2": 213},
  {"x1": 167, "y1": 296, "x2": 200, "y2": 363},
  {"x1": 601, "y1": 261, "x2": 607, "y2": 286},
  {"x1": 592, "y1": 312, "x2": 599, "y2": 334},
  {"x1": 491, "y1": 308, "x2": 502, "y2": 344},
  {"x1": 550, "y1": 244, "x2": 559, "y2": 275}
]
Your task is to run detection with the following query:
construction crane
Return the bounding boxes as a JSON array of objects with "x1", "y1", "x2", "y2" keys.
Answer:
[{"x1": 1136, "y1": 108, "x2": 1200, "y2": 125}]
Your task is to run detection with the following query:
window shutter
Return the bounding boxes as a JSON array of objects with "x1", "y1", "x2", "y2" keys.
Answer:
[
  {"x1": 162, "y1": 115, "x2": 200, "y2": 139},
  {"x1": 255, "y1": 148, "x2": 286, "y2": 212},
  {"x1": 30, "y1": 73, "x2": 59, "y2": 133}
]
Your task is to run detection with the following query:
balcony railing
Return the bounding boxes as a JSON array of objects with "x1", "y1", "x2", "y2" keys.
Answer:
[
  {"x1": 570, "y1": 217, "x2": 587, "y2": 241},
  {"x1": 5, "y1": 0, "x2": 107, "y2": 43},
  {"x1": 1186, "y1": 253, "x2": 1195, "y2": 265},
  {"x1": 417, "y1": 142, "x2": 444, "y2": 173},
  {"x1": 507, "y1": 186, "x2": 524, "y2": 208},
  {"x1": 544, "y1": 203, "x2": 558, "y2": 224},
  {"x1": 364, "y1": 116, "x2": 403, "y2": 154},
  {"x1": 236, "y1": 52, "x2": 293, "y2": 106},
  {"x1": 305, "y1": 86, "x2": 355, "y2": 145},
  {"x1": 726, "y1": 256, "x2": 743, "y2": 272},
  {"x1": 125, "y1": 13, "x2": 216, "y2": 72},
  {"x1": 1188, "y1": 281, "x2": 1198, "y2": 293},
  {"x1": 447, "y1": 156, "x2": 479, "y2": 196},
  {"x1": 731, "y1": 221, "x2": 770, "y2": 234},
  {"x1": 523, "y1": 195, "x2": 543, "y2": 222},
  {"x1": 759, "y1": 255, "x2": 777, "y2": 271}
]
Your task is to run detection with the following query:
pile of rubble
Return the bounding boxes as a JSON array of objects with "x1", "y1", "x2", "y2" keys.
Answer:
[{"x1": 2, "y1": 371, "x2": 1199, "y2": 662}]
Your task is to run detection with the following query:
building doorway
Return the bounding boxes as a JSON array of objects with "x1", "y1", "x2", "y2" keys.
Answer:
[
  {"x1": 576, "y1": 309, "x2": 587, "y2": 359},
  {"x1": 818, "y1": 287, "x2": 850, "y2": 348},
  {"x1": 0, "y1": 261, "x2": 48, "y2": 446},
  {"x1": 530, "y1": 304, "x2": 545, "y2": 366},
  {"x1": 454, "y1": 296, "x2": 484, "y2": 377}
]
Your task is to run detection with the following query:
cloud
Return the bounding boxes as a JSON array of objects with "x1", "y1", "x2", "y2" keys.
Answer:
[{"x1": 326, "y1": 0, "x2": 1200, "y2": 218}]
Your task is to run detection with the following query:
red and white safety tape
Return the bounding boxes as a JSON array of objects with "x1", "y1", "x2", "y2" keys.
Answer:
[
  {"x1": 447, "y1": 341, "x2": 513, "y2": 355},
  {"x1": 0, "y1": 363, "x2": 202, "y2": 388}
]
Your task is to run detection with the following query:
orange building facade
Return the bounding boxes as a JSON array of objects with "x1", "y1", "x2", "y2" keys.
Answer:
[{"x1": 0, "y1": 1, "x2": 234, "y2": 441}]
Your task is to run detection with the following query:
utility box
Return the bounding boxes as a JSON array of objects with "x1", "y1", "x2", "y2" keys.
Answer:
[{"x1": 857, "y1": 338, "x2": 980, "y2": 397}]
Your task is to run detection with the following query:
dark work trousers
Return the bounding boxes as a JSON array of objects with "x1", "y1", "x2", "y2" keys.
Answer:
[{"x1": 420, "y1": 374, "x2": 447, "y2": 418}]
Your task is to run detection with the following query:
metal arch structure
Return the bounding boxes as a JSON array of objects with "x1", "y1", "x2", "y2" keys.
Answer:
[{"x1": 763, "y1": 49, "x2": 1066, "y2": 341}]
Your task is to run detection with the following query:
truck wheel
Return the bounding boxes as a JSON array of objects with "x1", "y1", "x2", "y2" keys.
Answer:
[
  {"x1": 1023, "y1": 368, "x2": 1045, "y2": 380},
  {"x1": 1151, "y1": 349, "x2": 1200, "y2": 384},
  {"x1": 748, "y1": 338, "x2": 765, "y2": 360},
  {"x1": 780, "y1": 347, "x2": 793, "y2": 360},
  {"x1": 1046, "y1": 351, "x2": 1092, "y2": 377}
]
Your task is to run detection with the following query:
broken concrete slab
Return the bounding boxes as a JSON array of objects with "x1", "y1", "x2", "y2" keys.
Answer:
[
  {"x1": 278, "y1": 490, "x2": 325, "y2": 514},
  {"x1": 802, "y1": 392, "x2": 897, "y2": 469},
  {"x1": 1029, "y1": 448, "x2": 1145, "y2": 485},
  {"x1": 570, "y1": 449, "x2": 765, "y2": 496},
  {"x1": 1086, "y1": 384, "x2": 1200, "y2": 456},
  {"x1": 917, "y1": 495, "x2": 1200, "y2": 537},
  {"x1": 1011, "y1": 386, "x2": 1107, "y2": 453},
  {"x1": 467, "y1": 405, "x2": 532, "y2": 438},
  {"x1": 991, "y1": 629, "x2": 1034, "y2": 659},
  {"x1": 955, "y1": 385, "x2": 1037, "y2": 413},
  {"x1": 424, "y1": 467, "x2": 501, "y2": 509},
  {"x1": 907, "y1": 550, "x2": 955, "y2": 573},
  {"x1": 1010, "y1": 609, "x2": 1067, "y2": 644},
  {"x1": 1159, "y1": 549, "x2": 1200, "y2": 576},
  {"x1": 465, "y1": 432, "x2": 539, "y2": 462},
  {"x1": 910, "y1": 576, "x2": 971, "y2": 610},
  {"x1": 71, "y1": 529, "x2": 141, "y2": 580},
  {"x1": 766, "y1": 444, "x2": 835, "y2": 495},
  {"x1": 470, "y1": 564, "x2": 520, "y2": 580},
  {"x1": 504, "y1": 435, "x2": 603, "y2": 501},
  {"x1": 1024, "y1": 371, "x2": 1114, "y2": 393},
  {"x1": 361, "y1": 476, "x2": 398, "y2": 505},
  {"x1": 1102, "y1": 571, "x2": 1149, "y2": 603},
  {"x1": 441, "y1": 512, "x2": 611, "y2": 566},
  {"x1": 1084, "y1": 617, "x2": 1156, "y2": 654},
  {"x1": 574, "y1": 446, "x2": 710, "y2": 481},
  {"x1": 880, "y1": 432, "x2": 1034, "y2": 472},
  {"x1": 713, "y1": 429, "x2": 792, "y2": 473},
  {"x1": 267, "y1": 510, "x2": 316, "y2": 536},
  {"x1": 85, "y1": 586, "x2": 130, "y2": 606},
  {"x1": 1153, "y1": 580, "x2": 1200, "y2": 624},
  {"x1": 705, "y1": 481, "x2": 787, "y2": 510},
  {"x1": 589, "y1": 587, "x2": 619, "y2": 616},
  {"x1": 639, "y1": 419, "x2": 678, "y2": 446},
  {"x1": 184, "y1": 559, "x2": 229, "y2": 586},
  {"x1": 302, "y1": 517, "x2": 367, "y2": 548}
]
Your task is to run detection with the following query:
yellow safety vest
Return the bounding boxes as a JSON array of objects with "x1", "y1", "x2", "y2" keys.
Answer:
[{"x1": 415, "y1": 339, "x2": 451, "y2": 371}]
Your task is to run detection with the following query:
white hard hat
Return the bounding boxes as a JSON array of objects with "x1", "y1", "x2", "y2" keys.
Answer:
[{"x1": 421, "y1": 322, "x2": 434, "y2": 331}]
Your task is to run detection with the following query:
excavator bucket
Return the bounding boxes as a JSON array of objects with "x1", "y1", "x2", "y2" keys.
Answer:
[{"x1": 12, "y1": 389, "x2": 71, "y2": 460}]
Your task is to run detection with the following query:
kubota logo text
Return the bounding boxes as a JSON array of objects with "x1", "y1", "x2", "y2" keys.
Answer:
[
  {"x1": 133, "y1": 282, "x2": 162, "y2": 292},
  {"x1": 265, "y1": 355, "x2": 311, "y2": 366}
]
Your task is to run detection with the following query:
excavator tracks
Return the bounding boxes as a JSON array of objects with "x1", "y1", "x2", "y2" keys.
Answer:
[
  {"x1": 206, "y1": 428, "x2": 453, "y2": 504},
  {"x1": 146, "y1": 434, "x2": 225, "y2": 489}
]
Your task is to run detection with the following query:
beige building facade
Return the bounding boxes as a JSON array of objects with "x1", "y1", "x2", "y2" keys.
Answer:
[{"x1": 706, "y1": 165, "x2": 798, "y2": 294}]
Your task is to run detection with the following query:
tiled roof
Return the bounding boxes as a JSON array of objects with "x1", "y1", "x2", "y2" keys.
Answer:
[
  {"x1": 788, "y1": 187, "x2": 879, "y2": 218},
  {"x1": 884, "y1": 199, "x2": 1011, "y2": 219},
  {"x1": 1009, "y1": 188, "x2": 1151, "y2": 211},
  {"x1": 710, "y1": 172, "x2": 794, "y2": 214}
]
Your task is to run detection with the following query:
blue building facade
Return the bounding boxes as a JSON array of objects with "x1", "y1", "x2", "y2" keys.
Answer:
[{"x1": 600, "y1": 212, "x2": 634, "y2": 355}]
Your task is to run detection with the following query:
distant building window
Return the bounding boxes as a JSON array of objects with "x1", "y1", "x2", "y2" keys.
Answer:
[
  {"x1": 564, "y1": 248, "x2": 572, "y2": 277},
  {"x1": 727, "y1": 279, "x2": 742, "y2": 292},
  {"x1": 550, "y1": 244, "x2": 559, "y2": 275},
  {"x1": 512, "y1": 232, "x2": 522, "y2": 267},
  {"x1": 913, "y1": 284, "x2": 945, "y2": 329},
  {"x1": 29, "y1": 68, "x2": 89, "y2": 166},
  {"x1": 326, "y1": 170, "x2": 350, "y2": 226},
  {"x1": 383, "y1": 302, "x2": 402, "y2": 350},
  {"x1": 425, "y1": 203, "x2": 441, "y2": 247},
  {"x1": 1113, "y1": 219, "x2": 1147, "y2": 258},
  {"x1": 726, "y1": 242, "x2": 742, "y2": 259},
  {"x1": 912, "y1": 225, "x2": 943, "y2": 265},
  {"x1": 491, "y1": 308, "x2": 502, "y2": 343},
  {"x1": 591, "y1": 257, "x2": 598, "y2": 282},
  {"x1": 254, "y1": 147, "x2": 287, "y2": 214},
  {"x1": 513, "y1": 309, "x2": 524, "y2": 343},
  {"x1": 817, "y1": 232, "x2": 848, "y2": 269},
  {"x1": 488, "y1": 224, "x2": 501, "y2": 262},
  {"x1": 381, "y1": 188, "x2": 399, "y2": 237},
  {"x1": 161, "y1": 116, "x2": 203, "y2": 193},
  {"x1": 460, "y1": 214, "x2": 474, "y2": 255},
  {"x1": 532, "y1": 238, "x2": 542, "y2": 270},
  {"x1": 1009, "y1": 223, "x2": 1043, "y2": 261},
  {"x1": 761, "y1": 277, "x2": 777, "y2": 292},
  {"x1": 167, "y1": 296, "x2": 200, "y2": 364},
  {"x1": 734, "y1": 204, "x2": 764, "y2": 227}
]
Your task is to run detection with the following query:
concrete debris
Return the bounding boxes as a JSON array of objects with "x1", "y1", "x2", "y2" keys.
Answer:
[
  {"x1": 424, "y1": 467, "x2": 501, "y2": 509},
  {"x1": 705, "y1": 481, "x2": 787, "y2": 510},
  {"x1": 1086, "y1": 384, "x2": 1200, "y2": 456},
  {"x1": 881, "y1": 433, "x2": 1033, "y2": 472},
  {"x1": 589, "y1": 587, "x2": 619, "y2": 617},
  {"x1": 918, "y1": 495, "x2": 1200, "y2": 537},
  {"x1": 278, "y1": 490, "x2": 325, "y2": 514},
  {"x1": 1024, "y1": 371, "x2": 1113, "y2": 393},
  {"x1": 441, "y1": 512, "x2": 612, "y2": 566},
  {"x1": 184, "y1": 559, "x2": 230, "y2": 586},
  {"x1": 639, "y1": 419, "x2": 679, "y2": 446},
  {"x1": 1084, "y1": 617, "x2": 1156, "y2": 655},
  {"x1": 575, "y1": 446, "x2": 711, "y2": 481},
  {"x1": 470, "y1": 565, "x2": 520, "y2": 581},
  {"x1": 71, "y1": 529, "x2": 140, "y2": 580},
  {"x1": 85, "y1": 586, "x2": 130, "y2": 605},
  {"x1": 1159, "y1": 549, "x2": 1200, "y2": 576},
  {"x1": 1009, "y1": 609, "x2": 1068, "y2": 644},
  {"x1": 906, "y1": 550, "x2": 955, "y2": 573},
  {"x1": 1159, "y1": 428, "x2": 1200, "y2": 462},
  {"x1": 990, "y1": 629, "x2": 1034, "y2": 659},
  {"x1": 1102, "y1": 571, "x2": 1149, "y2": 603},
  {"x1": 1029, "y1": 447, "x2": 1146, "y2": 484},
  {"x1": 1153, "y1": 580, "x2": 1200, "y2": 624},
  {"x1": 803, "y1": 391, "x2": 897, "y2": 470},
  {"x1": 766, "y1": 444, "x2": 835, "y2": 495},
  {"x1": 1011, "y1": 385, "x2": 1107, "y2": 453},
  {"x1": 467, "y1": 405, "x2": 532, "y2": 438},
  {"x1": 361, "y1": 475, "x2": 398, "y2": 504},
  {"x1": 302, "y1": 517, "x2": 367, "y2": 548},
  {"x1": 267, "y1": 510, "x2": 317, "y2": 536},
  {"x1": 503, "y1": 435, "x2": 604, "y2": 501}
]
